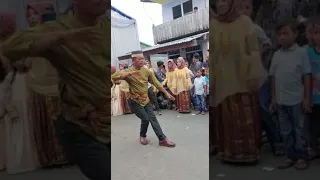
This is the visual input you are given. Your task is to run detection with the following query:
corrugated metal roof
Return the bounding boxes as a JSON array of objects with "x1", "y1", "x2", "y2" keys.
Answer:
[
  {"x1": 143, "y1": 32, "x2": 208, "y2": 52},
  {"x1": 118, "y1": 32, "x2": 208, "y2": 58}
]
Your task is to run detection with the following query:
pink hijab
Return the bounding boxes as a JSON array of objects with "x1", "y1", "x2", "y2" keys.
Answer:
[
  {"x1": 176, "y1": 57, "x2": 186, "y2": 69},
  {"x1": 167, "y1": 59, "x2": 176, "y2": 72},
  {"x1": 0, "y1": 13, "x2": 16, "y2": 41},
  {"x1": 111, "y1": 65, "x2": 116, "y2": 74},
  {"x1": 212, "y1": 0, "x2": 241, "y2": 23}
]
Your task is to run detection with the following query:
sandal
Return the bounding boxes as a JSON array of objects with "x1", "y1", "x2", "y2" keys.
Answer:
[
  {"x1": 277, "y1": 159, "x2": 295, "y2": 169},
  {"x1": 294, "y1": 159, "x2": 308, "y2": 170}
]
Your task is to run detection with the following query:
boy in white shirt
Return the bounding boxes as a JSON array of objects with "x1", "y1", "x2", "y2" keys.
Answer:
[{"x1": 193, "y1": 69, "x2": 207, "y2": 115}]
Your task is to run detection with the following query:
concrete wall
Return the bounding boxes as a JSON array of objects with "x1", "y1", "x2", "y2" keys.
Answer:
[{"x1": 162, "y1": 0, "x2": 206, "y2": 23}]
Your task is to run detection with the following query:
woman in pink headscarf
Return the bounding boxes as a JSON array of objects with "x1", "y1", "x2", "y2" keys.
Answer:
[
  {"x1": 118, "y1": 64, "x2": 131, "y2": 114},
  {"x1": 111, "y1": 65, "x2": 123, "y2": 116},
  {"x1": 0, "y1": 12, "x2": 40, "y2": 174},
  {"x1": 24, "y1": 4, "x2": 68, "y2": 168},
  {"x1": 111, "y1": 65, "x2": 116, "y2": 74},
  {"x1": 162, "y1": 59, "x2": 177, "y2": 109},
  {"x1": 209, "y1": 0, "x2": 264, "y2": 164},
  {"x1": 175, "y1": 57, "x2": 192, "y2": 113}
]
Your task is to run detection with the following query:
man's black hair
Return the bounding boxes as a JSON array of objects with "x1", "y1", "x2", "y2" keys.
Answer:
[
  {"x1": 194, "y1": 7, "x2": 198, "y2": 10},
  {"x1": 193, "y1": 53, "x2": 200, "y2": 59},
  {"x1": 275, "y1": 20, "x2": 298, "y2": 34},
  {"x1": 157, "y1": 61, "x2": 164, "y2": 67}
]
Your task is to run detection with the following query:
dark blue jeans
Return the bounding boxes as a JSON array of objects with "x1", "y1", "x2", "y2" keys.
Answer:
[
  {"x1": 260, "y1": 106, "x2": 282, "y2": 152},
  {"x1": 190, "y1": 86, "x2": 197, "y2": 108},
  {"x1": 196, "y1": 95, "x2": 206, "y2": 112},
  {"x1": 54, "y1": 117, "x2": 110, "y2": 180},
  {"x1": 277, "y1": 103, "x2": 309, "y2": 160},
  {"x1": 259, "y1": 77, "x2": 282, "y2": 153},
  {"x1": 128, "y1": 99, "x2": 166, "y2": 141}
]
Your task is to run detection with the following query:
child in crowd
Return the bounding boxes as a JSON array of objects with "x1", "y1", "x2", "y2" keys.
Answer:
[
  {"x1": 308, "y1": 17, "x2": 320, "y2": 159},
  {"x1": 269, "y1": 20, "x2": 311, "y2": 170},
  {"x1": 193, "y1": 69, "x2": 207, "y2": 115},
  {"x1": 202, "y1": 68, "x2": 209, "y2": 111},
  {"x1": 305, "y1": 18, "x2": 315, "y2": 48}
]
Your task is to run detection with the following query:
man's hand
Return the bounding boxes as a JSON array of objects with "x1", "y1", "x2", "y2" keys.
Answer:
[
  {"x1": 165, "y1": 93, "x2": 175, "y2": 101},
  {"x1": 303, "y1": 98, "x2": 312, "y2": 113},
  {"x1": 269, "y1": 98, "x2": 276, "y2": 114}
]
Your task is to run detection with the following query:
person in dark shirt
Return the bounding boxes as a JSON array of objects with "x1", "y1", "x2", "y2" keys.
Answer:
[
  {"x1": 154, "y1": 61, "x2": 166, "y2": 83},
  {"x1": 189, "y1": 53, "x2": 202, "y2": 109},
  {"x1": 189, "y1": 53, "x2": 202, "y2": 74}
]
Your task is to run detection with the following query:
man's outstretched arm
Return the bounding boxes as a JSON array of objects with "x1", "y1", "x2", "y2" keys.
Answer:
[
  {"x1": 0, "y1": 23, "x2": 60, "y2": 63},
  {"x1": 1, "y1": 22, "x2": 95, "y2": 66},
  {"x1": 111, "y1": 68, "x2": 143, "y2": 81}
]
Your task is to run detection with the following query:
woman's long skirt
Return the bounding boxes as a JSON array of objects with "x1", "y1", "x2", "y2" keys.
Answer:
[
  {"x1": 111, "y1": 85, "x2": 123, "y2": 116},
  {"x1": 176, "y1": 91, "x2": 191, "y2": 113},
  {"x1": 3, "y1": 74, "x2": 40, "y2": 174},
  {"x1": 212, "y1": 93, "x2": 261, "y2": 163},
  {"x1": 30, "y1": 91, "x2": 68, "y2": 167},
  {"x1": 120, "y1": 91, "x2": 131, "y2": 114}
]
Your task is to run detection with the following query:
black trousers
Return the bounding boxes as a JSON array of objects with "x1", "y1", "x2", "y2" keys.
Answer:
[
  {"x1": 128, "y1": 99, "x2": 166, "y2": 140},
  {"x1": 54, "y1": 117, "x2": 110, "y2": 180}
]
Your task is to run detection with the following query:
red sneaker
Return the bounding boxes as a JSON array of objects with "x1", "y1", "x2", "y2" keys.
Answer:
[
  {"x1": 140, "y1": 137, "x2": 149, "y2": 145},
  {"x1": 159, "y1": 138, "x2": 176, "y2": 147}
]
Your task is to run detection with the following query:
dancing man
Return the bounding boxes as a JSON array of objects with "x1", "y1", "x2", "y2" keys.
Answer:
[
  {"x1": 0, "y1": 0, "x2": 110, "y2": 179},
  {"x1": 112, "y1": 51, "x2": 176, "y2": 147}
]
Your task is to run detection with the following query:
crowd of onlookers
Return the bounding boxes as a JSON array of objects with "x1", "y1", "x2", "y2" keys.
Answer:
[
  {"x1": 259, "y1": 16, "x2": 320, "y2": 169},
  {"x1": 209, "y1": 0, "x2": 320, "y2": 170},
  {"x1": 111, "y1": 51, "x2": 210, "y2": 117}
]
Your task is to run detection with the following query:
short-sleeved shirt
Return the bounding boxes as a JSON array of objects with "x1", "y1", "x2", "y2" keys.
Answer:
[
  {"x1": 204, "y1": 76, "x2": 209, "y2": 95},
  {"x1": 190, "y1": 61, "x2": 202, "y2": 74},
  {"x1": 154, "y1": 68, "x2": 165, "y2": 83},
  {"x1": 269, "y1": 44, "x2": 311, "y2": 105},
  {"x1": 194, "y1": 76, "x2": 206, "y2": 95},
  {"x1": 308, "y1": 47, "x2": 320, "y2": 104}
]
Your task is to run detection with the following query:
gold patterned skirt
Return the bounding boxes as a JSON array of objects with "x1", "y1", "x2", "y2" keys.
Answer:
[
  {"x1": 29, "y1": 91, "x2": 68, "y2": 167},
  {"x1": 211, "y1": 93, "x2": 261, "y2": 163},
  {"x1": 120, "y1": 91, "x2": 131, "y2": 114},
  {"x1": 176, "y1": 91, "x2": 191, "y2": 113}
]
